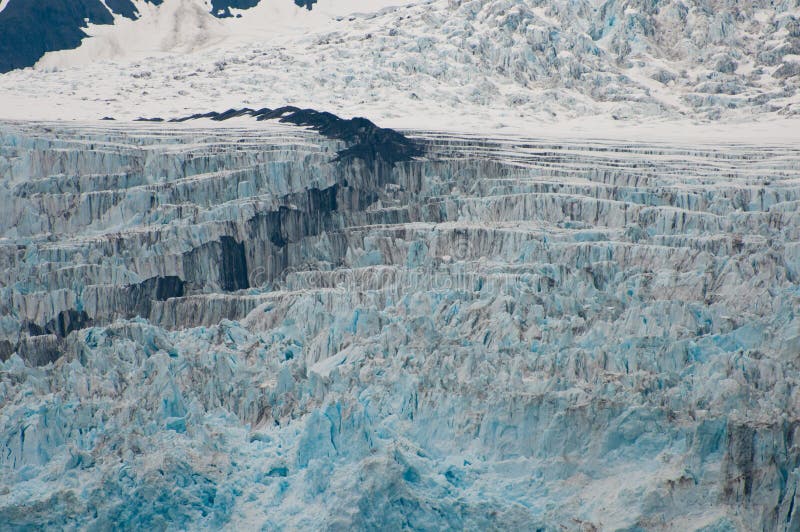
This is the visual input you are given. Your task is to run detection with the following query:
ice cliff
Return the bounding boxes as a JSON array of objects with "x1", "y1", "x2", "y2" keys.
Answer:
[{"x1": 1, "y1": 117, "x2": 800, "y2": 530}]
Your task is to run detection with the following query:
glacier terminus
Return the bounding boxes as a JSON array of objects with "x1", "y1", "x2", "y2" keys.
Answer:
[
  {"x1": 0, "y1": 114, "x2": 798, "y2": 530},
  {"x1": 0, "y1": 0, "x2": 800, "y2": 530}
]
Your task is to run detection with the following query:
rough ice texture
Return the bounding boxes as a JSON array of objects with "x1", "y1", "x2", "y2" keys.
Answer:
[
  {"x1": 0, "y1": 0, "x2": 799, "y2": 133},
  {"x1": 1, "y1": 120, "x2": 800, "y2": 531}
]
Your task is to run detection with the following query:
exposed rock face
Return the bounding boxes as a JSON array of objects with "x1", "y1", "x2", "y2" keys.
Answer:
[
  {"x1": 170, "y1": 106, "x2": 424, "y2": 165},
  {"x1": 0, "y1": 119, "x2": 799, "y2": 530},
  {"x1": 210, "y1": 0, "x2": 260, "y2": 18},
  {"x1": 0, "y1": 0, "x2": 169, "y2": 73},
  {"x1": 0, "y1": 0, "x2": 284, "y2": 72}
]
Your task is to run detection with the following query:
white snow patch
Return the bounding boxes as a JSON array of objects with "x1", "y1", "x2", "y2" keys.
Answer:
[{"x1": 1, "y1": 0, "x2": 798, "y2": 140}]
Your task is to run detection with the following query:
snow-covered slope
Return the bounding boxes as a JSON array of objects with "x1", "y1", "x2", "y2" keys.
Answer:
[
  {"x1": 1, "y1": 119, "x2": 800, "y2": 530},
  {"x1": 0, "y1": 0, "x2": 799, "y2": 131},
  {"x1": 0, "y1": 0, "x2": 413, "y2": 73}
]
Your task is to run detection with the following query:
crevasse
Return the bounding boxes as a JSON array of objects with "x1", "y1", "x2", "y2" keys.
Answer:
[{"x1": 0, "y1": 120, "x2": 799, "y2": 530}]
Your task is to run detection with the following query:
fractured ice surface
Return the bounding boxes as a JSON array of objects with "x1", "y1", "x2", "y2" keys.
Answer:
[
  {"x1": 4, "y1": 0, "x2": 800, "y2": 126},
  {"x1": 0, "y1": 120, "x2": 799, "y2": 530}
]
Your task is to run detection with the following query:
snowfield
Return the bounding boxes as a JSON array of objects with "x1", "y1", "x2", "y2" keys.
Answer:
[{"x1": 0, "y1": 0, "x2": 798, "y2": 136}]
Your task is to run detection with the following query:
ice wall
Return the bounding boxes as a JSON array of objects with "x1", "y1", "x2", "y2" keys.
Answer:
[{"x1": 0, "y1": 121, "x2": 799, "y2": 530}]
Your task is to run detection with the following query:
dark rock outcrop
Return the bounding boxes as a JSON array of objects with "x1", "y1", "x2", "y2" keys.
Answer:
[
  {"x1": 211, "y1": 0, "x2": 260, "y2": 18},
  {"x1": 0, "y1": 0, "x2": 113, "y2": 73},
  {"x1": 0, "y1": 0, "x2": 271, "y2": 73},
  {"x1": 294, "y1": 0, "x2": 317, "y2": 10},
  {"x1": 170, "y1": 106, "x2": 424, "y2": 166},
  {"x1": 0, "y1": 0, "x2": 167, "y2": 73}
]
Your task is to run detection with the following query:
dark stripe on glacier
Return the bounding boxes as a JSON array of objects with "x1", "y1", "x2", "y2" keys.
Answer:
[
  {"x1": 23, "y1": 309, "x2": 92, "y2": 339},
  {"x1": 219, "y1": 236, "x2": 250, "y2": 292}
]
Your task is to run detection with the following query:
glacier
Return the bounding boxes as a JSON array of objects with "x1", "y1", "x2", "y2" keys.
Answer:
[
  {"x1": 0, "y1": 116, "x2": 799, "y2": 530},
  {"x1": 0, "y1": 0, "x2": 799, "y2": 132}
]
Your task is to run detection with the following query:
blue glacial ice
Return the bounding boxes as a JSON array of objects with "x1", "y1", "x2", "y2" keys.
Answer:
[{"x1": 0, "y1": 121, "x2": 799, "y2": 530}]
